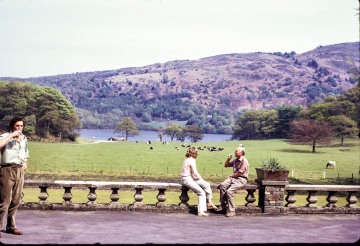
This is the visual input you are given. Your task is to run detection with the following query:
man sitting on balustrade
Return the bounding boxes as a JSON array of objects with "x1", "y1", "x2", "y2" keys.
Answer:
[{"x1": 216, "y1": 146, "x2": 249, "y2": 217}]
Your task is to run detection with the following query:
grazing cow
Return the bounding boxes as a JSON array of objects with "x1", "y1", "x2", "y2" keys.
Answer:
[
  {"x1": 238, "y1": 144, "x2": 244, "y2": 147},
  {"x1": 208, "y1": 147, "x2": 218, "y2": 152},
  {"x1": 326, "y1": 161, "x2": 336, "y2": 169}
]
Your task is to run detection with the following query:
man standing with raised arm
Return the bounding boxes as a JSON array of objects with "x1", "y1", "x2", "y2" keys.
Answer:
[{"x1": 0, "y1": 116, "x2": 29, "y2": 237}]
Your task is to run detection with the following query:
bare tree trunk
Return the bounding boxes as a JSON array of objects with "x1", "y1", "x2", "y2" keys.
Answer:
[{"x1": 312, "y1": 140, "x2": 316, "y2": 153}]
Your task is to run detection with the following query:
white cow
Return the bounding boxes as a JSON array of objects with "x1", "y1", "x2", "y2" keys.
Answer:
[{"x1": 326, "y1": 161, "x2": 336, "y2": 169}]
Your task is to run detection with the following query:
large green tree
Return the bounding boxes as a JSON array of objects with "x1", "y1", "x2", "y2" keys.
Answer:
[
  {"x1": 275, "y1": 105, "x2": 302, "y2": 138},
  {"x1": 35, "y1": 86, "x2": 80, "y2": 139},
  {"x1": 260, "y1": 109, "x2": 279, "y2": 138},
  {"x1": 232, "y1": 110, "x2": 262, "y2": 140},
  {"x1": 0, "y1": 81, "x2": 80, "y2": 141},
  {"x1": 327, "y1": 115, "x2": 358, "y2": 146},
  {"x1": 114, "y1": 117, "x2": 139, "y2": 141},
  {"x1": 232, "y1": 109, "x2": 279, "y2": 139},
  {"x1": 0, "y1": 82, "x2": 35, "y2": 127}
]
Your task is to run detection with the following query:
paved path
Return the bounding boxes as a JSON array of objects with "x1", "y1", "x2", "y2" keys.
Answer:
[{"x1": 0, "y1": 210, "x2": 359, "y2": 245}]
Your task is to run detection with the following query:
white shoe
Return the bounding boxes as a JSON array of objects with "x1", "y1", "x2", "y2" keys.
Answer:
[{"x1": 197, "y1": 212, "x2": 209, "y2": 217}]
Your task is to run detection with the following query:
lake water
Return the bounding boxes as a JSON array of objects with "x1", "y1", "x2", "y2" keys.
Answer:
[{"x1": 80, "y1": 129, "x2": 232, "y2": 142}]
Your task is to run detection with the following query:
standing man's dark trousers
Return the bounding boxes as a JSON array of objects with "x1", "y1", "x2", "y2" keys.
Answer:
[{"x1": 0, "y1": 165, "x2": 24, "y2": 230}]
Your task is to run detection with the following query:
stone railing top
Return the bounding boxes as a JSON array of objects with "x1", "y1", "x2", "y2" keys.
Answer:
[
  {"x1": 25, "y1": 180, "x2": 259, "y2": 190},
  {"x1": 54, "y1": 180, "x2": 183, "y2": 188},
  {"x1": 286, "y1": 184, "x2": 360, "y2": 191},
  {"x1": 25, "y1": 180, "x2": 359, "y2": 192}
]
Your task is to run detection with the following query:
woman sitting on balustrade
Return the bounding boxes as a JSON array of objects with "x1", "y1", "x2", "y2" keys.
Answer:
[{"x1": 180, "y1": 147, "x2": 217, "y2": 217}]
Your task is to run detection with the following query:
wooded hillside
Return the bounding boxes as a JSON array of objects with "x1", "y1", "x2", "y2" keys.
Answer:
[{"x1": 1, "y1": 42, "x2": 359, "y2": 133}]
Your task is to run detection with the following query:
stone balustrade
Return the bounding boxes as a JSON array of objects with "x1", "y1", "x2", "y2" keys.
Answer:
[
  {"x1": 284, "y1": 184, "x2": 360, "y2": 214},
  {"x1": 21, "y1": 180, "x2": 360, "y2": 214}
]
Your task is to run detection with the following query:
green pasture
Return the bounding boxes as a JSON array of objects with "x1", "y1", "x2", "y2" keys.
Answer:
[{"x1": 26, "y1": 138, "x2": 360, "y2": 184}]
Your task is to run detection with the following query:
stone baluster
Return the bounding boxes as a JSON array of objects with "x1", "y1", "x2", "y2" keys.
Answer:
[
  {"x1": 305, "y1": 190, "x2": 318, "y2": 208},
  {"x1": 245, "y1": 188, "x2": 256, "y2": 207},
  {"x1": 345, "y1": 191, "x2": 359, "y2": 208},
  {"x1": 156, "y1": 187, "x2": 167, "y2": 207},
  {"x1": 285, "y1": 190, "x2": 297, "y2": 207},
  {"x1": 179, "y1": 186, "x2": 190, "y2": 208},
  {"x1": 325, "y1": 191, "x2": 338, "y2": 208},
  {"x1": 133, "y1": 186, "x2": 144, "y2": 206},
  {"x1": 110, "y1": 187, "x2": 120, "y2": 206},
  {"x1": 38, "y1": 184, "x2": 49, "y2": 204},
  {"x1": 62, "y1": 186, "x2": 73, "y2": 205},
  {"x1": 87, "y1": 185, "x2": 97, "y2": 205}
]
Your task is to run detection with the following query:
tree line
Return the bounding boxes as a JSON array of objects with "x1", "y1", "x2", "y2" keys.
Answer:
[
  {"x1": 114, "y1": 117, "x2": 204, "y2": 143},
  {"x1": 115, "y1": 80, "x2": 360, "y2": 152},
  {"x1": 1, "y1": 80, "x2": 358, "y2": 150},
  {"x1": 230, "y1": 81, "x2": 359, "y2": 151},
  {"x1": 115, "y1": 81, "x2": 359, "y2": 152},
  {"x1": 77, "y1": 91, "x2": 235, "y2": 135}
]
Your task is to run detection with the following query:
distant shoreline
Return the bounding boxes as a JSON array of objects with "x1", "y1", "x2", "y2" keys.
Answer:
[{"x1": 80, "y1": 129, "x2": 232, "y2": 142}]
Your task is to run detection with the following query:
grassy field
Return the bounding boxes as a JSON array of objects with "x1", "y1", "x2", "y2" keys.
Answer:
[
  {"x1": 26, "y1": 138, "x2": 360, "y2": 184},
  {"x1": 23, "y1": 138, "x2": 360, "y2": 206}
]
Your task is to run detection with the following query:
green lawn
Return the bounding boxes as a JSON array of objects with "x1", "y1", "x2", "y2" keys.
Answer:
[
  {"x1": 26, "y1": 138, "x2": 360, "y2": 184},
  {"x1": 22, "y1": 138, "x2": 360, "y2": 206}
]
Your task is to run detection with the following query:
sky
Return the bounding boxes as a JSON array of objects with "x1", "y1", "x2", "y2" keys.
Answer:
[{"x1": 0, "y1": 0, "x2": 358, "y2": 78}]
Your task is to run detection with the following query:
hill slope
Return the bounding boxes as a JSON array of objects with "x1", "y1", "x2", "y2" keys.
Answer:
[{"x1": 1, "y1": 42, "x2": 359, "y2": 131}]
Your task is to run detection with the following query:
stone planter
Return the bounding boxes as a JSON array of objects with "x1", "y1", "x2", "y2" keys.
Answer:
[{"x1": 255, "y1": 168, "x2": 289, "y2": 181}]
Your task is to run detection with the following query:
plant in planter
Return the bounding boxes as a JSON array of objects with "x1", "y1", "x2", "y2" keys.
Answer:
[{"x1": 256, "y1": 156, "x2": 289, "y2": 181}]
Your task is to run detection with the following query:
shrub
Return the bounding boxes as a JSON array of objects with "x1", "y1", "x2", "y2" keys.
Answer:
[{"x1": 260, "y1": 156, "x2": 288, "y2": 172}]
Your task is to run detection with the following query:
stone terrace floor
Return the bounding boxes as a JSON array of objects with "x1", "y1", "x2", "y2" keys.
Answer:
[{"x1": 0, "y1": 210, "x2": 359, "y2": 245}]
